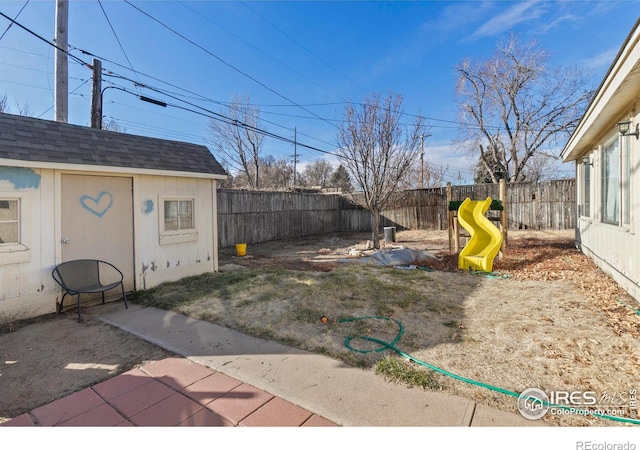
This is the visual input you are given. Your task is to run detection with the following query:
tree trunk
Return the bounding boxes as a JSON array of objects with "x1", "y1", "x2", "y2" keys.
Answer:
[{"x1": 371, "y1": 210, "x2": 381, "y2": 249}]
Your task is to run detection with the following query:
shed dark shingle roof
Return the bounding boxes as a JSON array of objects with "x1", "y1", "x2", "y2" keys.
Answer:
[{"x1": 0, "y1": 113, "x2": 226, "y2": 177}]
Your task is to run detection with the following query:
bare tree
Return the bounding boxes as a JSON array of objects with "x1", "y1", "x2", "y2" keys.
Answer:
[
  {"x1": 336, "y1": 92, "x2": 426, "y2": 248},
  {"x1": 302, "y1": 159, "x2": 334, "y2": 189},
  {"x1": 102, "y1": 117, "x2": 126, "y2": 133},
  {"x1": 0, "y1": 93, "x2": 33, "y2": 116},
  {"x1": 403, "y1": 158, "x2": 446, "y2": 189},
  {"x1": 14, "y1": 99, "x2": 33, "y2": 117},
  {"x1": 0, "y1": 93, "x2": 8, "y2": 113},
  {"x1": 255, "y1": 155, "x2": 293, "y2": 189},
  {"x1": 209, "y1": 95, "x2": 264, "y2": 188},
  {"x1": 456, "y1": 34, "x2": 593, "y2": 182}
]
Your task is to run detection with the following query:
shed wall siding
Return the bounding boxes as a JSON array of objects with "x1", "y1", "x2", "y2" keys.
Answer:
[
  {"x1": 0, "y1": 168, "x2": 57, "y2": 320},
  {"x1": 136, "y1": 175, "x2": 215, "y2": 290},
  {"x1": 0, "y1": 169, "x2": 218, "y2": 323}
]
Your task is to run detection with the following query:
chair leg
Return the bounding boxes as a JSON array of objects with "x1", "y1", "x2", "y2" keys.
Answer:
[
  {"x1": 121, "y1": 283, "x2": 128, "y2": 310},
  {"x1": 101, "y1": 291, "x2": 105, "y2": 304},
  {"x1": 58, "y1": 292, "x2": 69, "y2": 313},
  {"x1": 77, "y1": 293, "x2": 82, "y2": 323}
]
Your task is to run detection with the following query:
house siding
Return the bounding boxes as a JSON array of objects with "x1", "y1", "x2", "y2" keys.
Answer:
[
  {"x1": 577, "y1": 219, "x2": 639, "y2": 300},
  {"x1": 561, "y1": 19, "x2": 640, "y2": 303},
  {"x1": 574, "y1": 108, "x2": 640, "y2": 301}
]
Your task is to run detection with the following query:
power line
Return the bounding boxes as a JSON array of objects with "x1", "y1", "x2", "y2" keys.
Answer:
[
  {"x1": 0, "y1": 11, "x2": 91, "y2": 68},
  {"x1": 49, "y1": 37, "x2": 341, "y2": 153},
  {"x1": 62, "y1": 35, "x2": 479, "y2": 138},
  {"x1": 122, "y1": 0, "x2": 338, "y2": 131},
  {"x1": 103, "y1": 81, "x2": 349, "y2": 161},
  {"x1": 68, "y1": 45, "x2": 213, "y2": 103},
  {"x1": 0, "y1": 26, "x2": 438, "y2": 160},
  {"x1": 0, "y1": 79, "x2": 53, "y2": 91},
  {"x1": 0, "y1": 44, "x2": 49, "y2": 58},
  {"x1": 239, "y1": 1, "x2": 367, "y2": 95},
  {"x1": 176, "y1": 1, "x2": 331, "y2": 98},
  {"x1": 1, "y1": 61, "x2": 52, "y2": 75},
  {"x1": 97, "y1": 0, "x2": 141, "y2": 85},
  {"x1": 99, "y1": 66, "x2": 339, "y2": 150},
  {"x1": 0, "y1": 0, "x2": 29, "y2": 42},
  {"x1": 38, "y1": 78, "x2": 89, "y2": 118},
  {"x1": 0, "y1": 7, "x2": 483, "y2": 171}
]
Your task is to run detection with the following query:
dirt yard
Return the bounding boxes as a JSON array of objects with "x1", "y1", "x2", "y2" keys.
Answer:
[
  {"x1": 0, "y1": 306, "x2": 173, "y2": 423},
  {"x1": 215, "y1": 228, "x2": 640, "y2": 426},
  {"x1": 1, "y1": 228, "x2": 639, "y2": 426}
]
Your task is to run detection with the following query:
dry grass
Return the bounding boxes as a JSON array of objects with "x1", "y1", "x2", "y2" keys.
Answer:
[{"x1": 131, "y1": 229, "x2": 640, "y2": 427}]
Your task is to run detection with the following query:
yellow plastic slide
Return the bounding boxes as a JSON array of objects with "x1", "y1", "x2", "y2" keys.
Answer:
[{"x1": 457, "y1": 197, "x2": 503, "y2": 272}]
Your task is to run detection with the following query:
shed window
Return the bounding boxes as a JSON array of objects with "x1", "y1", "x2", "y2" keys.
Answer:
[
  {"x1": 0, "y1": 194, "x2": 31, "y2": 265},
  {"x1": 164, "y1": 199, "x2": 194, "y2": 230},
  {"x1": 159, "y1": 196, "x2": 198, "y2": 245},
  {"x1": 0, "y1": 199, "x2": 19, "y2": 244}
]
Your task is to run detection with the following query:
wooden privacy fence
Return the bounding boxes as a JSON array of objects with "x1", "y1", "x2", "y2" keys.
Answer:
[
  {"x1": 216, "y1": 179, "x2": 575, "y2": 248},
  {"x1": 379, "y1": 178, "x2": 576, "y2": 232},
  {"x1": 217, "y1": 190, "x2": 346, "y2": 248}
]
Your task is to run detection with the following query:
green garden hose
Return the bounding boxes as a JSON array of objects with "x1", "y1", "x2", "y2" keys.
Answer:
[
  {"x1": 616, "y1": 298, "x2": 640, "y2": 315},
  {"x1": 469, "y1": 269, "x2": 512, "y2": 279},
  {"x1": 415, "y1": 266, "x2": 511, "y2": 279},
  {"x1": 335, "y1": 315, "x2": 640, "y2": 425}
]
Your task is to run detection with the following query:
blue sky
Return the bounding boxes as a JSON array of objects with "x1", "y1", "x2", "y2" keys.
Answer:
[{"x1": 0, "y1": 1, "x2": 638, "y2": 184}]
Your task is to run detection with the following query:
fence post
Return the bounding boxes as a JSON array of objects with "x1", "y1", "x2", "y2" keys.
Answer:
[
  {"x1": 447, "y1": 182, "x2": 453, "y2": 253},
  {"x1": 499, "y1": 179, "x2": 508, "y2": 256}
]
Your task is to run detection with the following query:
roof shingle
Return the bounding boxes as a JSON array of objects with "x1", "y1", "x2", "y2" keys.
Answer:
[{"x1": 0, "y1": 113, "x2": 227, "y2": 177}]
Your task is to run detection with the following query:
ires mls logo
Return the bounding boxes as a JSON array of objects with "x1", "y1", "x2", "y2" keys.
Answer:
[
  {"x1": 517, "y1": 388, "x2": 549, "y2": 420},
  {"x1": 517, "y1": 387, "x2": 635, "y2": 420}
]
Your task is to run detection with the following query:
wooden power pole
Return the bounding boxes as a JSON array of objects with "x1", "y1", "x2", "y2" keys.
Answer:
[
  {"x1": 54, "y1": 0, "x2": 68, "y2": 123},
  {"x1": 292, "y1": 127, "x2": 298, "y2": 186},
  {"x1": 90, "y1": 59, "x2": 102, "y2": 128}
]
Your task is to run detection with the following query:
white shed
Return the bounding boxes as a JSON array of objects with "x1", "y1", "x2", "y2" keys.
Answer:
[
  {"x1": 561, "y1": 18, "x2": 640, "y2": 300},
  {"x1": 0, "y1": 112, "x2": 227, "y2": 322}
]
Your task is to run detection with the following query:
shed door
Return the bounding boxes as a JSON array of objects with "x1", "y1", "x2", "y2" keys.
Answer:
[{"x1": 61, "y1": 174, "x2": 134, "y2": 293}]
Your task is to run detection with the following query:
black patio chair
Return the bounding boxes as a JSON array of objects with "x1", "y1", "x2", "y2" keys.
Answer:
[{"x1": 52, "y1": 259, "x2": 128, "y2": 322}]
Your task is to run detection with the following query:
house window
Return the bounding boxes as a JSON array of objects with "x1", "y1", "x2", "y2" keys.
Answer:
[
  {"x1": 581, "y1": 162, "x2": 591, "y2": 217},
  {"x1": 0, "y1": 199, "x2": 19, "y2": 244},
  {"x1": 601, "y1": 137, "x2": 619, "y2": 225},
  {"x1": 159, "y1": 196, "x2": 198, "y2": 245},
  {"x1": 622, "y1": 136, "x2": 631, "y2": 226}
]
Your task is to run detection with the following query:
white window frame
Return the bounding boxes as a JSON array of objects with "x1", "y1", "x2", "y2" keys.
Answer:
[
  {"x1": 621, "y1": 132, "x2": 632, "y2": 228},
  {"x1": 159, "y1": 195, "x2": 198, "y2": 245},
  {"x1": 601, "y1": 134, "x2": 620, "y2": 225},
  {"x1": 0, "y1": 193, "x2": 31, "y2": 265},
  {"x1": 578, "y1": 156, "x2": 591, "y2": 218}
]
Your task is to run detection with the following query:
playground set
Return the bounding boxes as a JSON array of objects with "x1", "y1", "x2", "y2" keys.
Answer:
[{"x1": 447, "y1": 181, "x2": 508, "y2": 273}]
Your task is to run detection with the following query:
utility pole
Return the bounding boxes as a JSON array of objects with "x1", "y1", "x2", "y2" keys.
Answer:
[
  {"x1": 90, "y1": 58, "x2": 102, "y2": 128},
  {"x1": 54, "y1": 0, "x2": 68, "y2": 123},
  {"x1": 292, "y1": 127, "x2": 298, "y2": 186},
  {"x1": 420, "y1": 134, "x2": 424, "y2": 189}
]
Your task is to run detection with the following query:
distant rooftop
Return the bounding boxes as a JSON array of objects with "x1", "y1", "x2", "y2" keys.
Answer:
[{"x1": 0, "y1": 112, "x2": 227, "y2": 177}]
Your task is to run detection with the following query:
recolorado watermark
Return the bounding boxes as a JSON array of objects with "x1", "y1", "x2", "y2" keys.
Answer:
[
  {"x1": 517, "y1": 387, "x2": 637, "y2": 421},
  {"x1": 575, "y1": 442, "x2": 636, "y2": 450}
]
